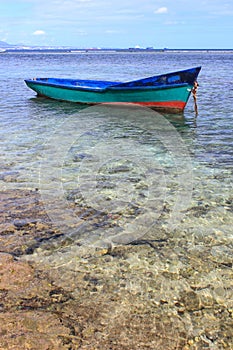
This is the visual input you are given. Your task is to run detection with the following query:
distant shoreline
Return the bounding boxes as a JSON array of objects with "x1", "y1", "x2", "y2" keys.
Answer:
[{"x1": 2, "y1": 48, "x2": 233, "y2": 54}]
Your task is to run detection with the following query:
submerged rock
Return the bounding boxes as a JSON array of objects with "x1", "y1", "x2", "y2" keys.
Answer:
[
  {"x1": 0, "y1": 189, "x2": 232, "y2": 349},
  {"x1": 0, "y1": 253, "x2": 76, "y2": 350}
]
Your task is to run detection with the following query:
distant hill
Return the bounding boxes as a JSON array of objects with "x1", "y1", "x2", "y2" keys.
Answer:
[{"x1": 0, "y1": 41, "x2": 14, "y2": 47}]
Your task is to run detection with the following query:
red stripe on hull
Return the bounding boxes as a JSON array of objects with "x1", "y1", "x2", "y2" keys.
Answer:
[
  {"x1": 101, "y1": 101, "x2": 186, "y2": 113},
  {"x1": 135, "y1": 101, "x2": 186, "y2": 109}
]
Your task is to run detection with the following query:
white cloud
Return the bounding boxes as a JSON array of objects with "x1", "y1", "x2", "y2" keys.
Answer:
[
  {"x1": 154, "y1": 7, "x2": 168, "y2": 14},
  {"x1": 105, "y1": 29, "x2": 122, "y2": 34},
  {"x1": 164, "y1": 20, "x2": 184, "y2": 25},
  {"x1": 33, "y1": 30, "x2": 46, "y2": 35}
]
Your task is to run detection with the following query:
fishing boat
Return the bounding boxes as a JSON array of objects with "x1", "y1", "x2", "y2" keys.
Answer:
[{"x1": 25, "y1": 66, "x2": 201, "y2": 113}]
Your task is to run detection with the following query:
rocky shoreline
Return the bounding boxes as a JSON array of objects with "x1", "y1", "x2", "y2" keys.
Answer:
[{"x1": 0, "y1": 189, "x2": 232, "y2": 349}]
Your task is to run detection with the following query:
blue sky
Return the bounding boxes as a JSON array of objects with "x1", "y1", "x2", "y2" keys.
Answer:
[{"x1": 1, "y1": 0, "x2": 233, "y2": 48}]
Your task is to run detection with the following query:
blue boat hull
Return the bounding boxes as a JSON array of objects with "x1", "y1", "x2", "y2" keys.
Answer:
[{"x1": 25, "y1": 66, "x2": 201, "y2": 113}]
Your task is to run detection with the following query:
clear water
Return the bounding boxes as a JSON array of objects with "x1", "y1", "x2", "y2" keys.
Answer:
[
  {"x1": 0, "y1": 51, "x2": 232, "y2": 247},
  {"x1": 1, "y1": 51, "x2": 233, "y2": 349}
]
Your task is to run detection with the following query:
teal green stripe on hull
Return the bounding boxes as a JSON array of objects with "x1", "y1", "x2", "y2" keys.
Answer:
[{"x1": 26, "y1": 81, "x2": 192, "y2": 105}]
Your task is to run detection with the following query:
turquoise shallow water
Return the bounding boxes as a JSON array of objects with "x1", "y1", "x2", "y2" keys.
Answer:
[
  {"x1": 1, "y1": 53, "x2": 233, "y2": 349},
  {"x1": 0, "y1": 51, "x2": 232, "y2": 247}
]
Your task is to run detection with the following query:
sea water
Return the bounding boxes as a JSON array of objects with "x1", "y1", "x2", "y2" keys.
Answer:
[
  {"x1": 0, "y1": 52, "x2": 232, "y2": 308},
  {"x1": 1, "y1": 51, "x2": 232, "y2": 240}
]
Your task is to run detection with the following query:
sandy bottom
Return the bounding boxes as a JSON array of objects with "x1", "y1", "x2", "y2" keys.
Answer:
[{"x1": 0, "y1": 189, "x2": 232, "y2": 349}]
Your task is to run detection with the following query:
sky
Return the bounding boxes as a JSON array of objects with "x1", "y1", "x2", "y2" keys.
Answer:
[{"x1": 1, "y1": 0, "x2": 233, "y2": 49}]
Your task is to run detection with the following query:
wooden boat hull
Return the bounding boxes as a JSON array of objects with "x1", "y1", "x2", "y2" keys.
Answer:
[{"x1": 25, "y1": 67, "x2": 201, "y2": 113}]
